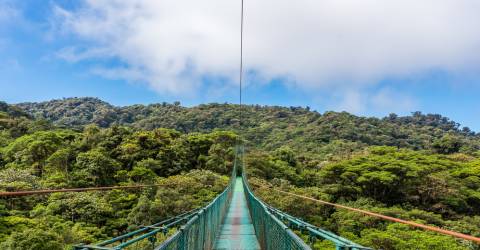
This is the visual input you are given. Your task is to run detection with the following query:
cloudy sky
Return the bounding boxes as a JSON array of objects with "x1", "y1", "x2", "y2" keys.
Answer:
[{"x1": 1, "y1": 0, "x2": 480, "y2": 130}]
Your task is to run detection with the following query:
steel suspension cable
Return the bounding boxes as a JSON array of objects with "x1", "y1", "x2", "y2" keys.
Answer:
[
  {"x1": 256, "y1": 185, "x2": 480, "y2": 244},
  {"x1": 239, "y1": 0, "x2": 244, "y2": 133}
]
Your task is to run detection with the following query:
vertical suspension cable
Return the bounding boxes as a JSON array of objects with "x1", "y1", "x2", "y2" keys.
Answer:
[
  {"x1": 236, "y1": 0, "x2": 245, "y2": 172},
  {"x1": 237, "y1": 0, "x2": 245, "y2": 165},
  {"x1": 239, "y1": 0, "x2": 244, "y2": 131}
]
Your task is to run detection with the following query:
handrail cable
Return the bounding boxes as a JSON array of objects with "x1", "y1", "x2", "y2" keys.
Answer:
[{"x1": 257, "y1": 184, "x2": 480, "y2": 244}]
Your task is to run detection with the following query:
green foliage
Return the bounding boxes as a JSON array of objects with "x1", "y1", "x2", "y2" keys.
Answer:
[
  {"x1": 128, "y1": 165, "x2": 156, "y2": 183},
  {"x1": 45, "y1": 192, "x2": 114, "y2": 224},
  {"x1": 73, "y1": 149, "x2": 121, "y2": 186},
  {"x1": 357, "y1": 223, "x2": 467, "y2": 250},
  {"x1": 2, "y1": 98, "x2": 480, "y2": 249},
  {"x1": 127, "y1": 170, "x2": 228, "y2": 227},
  {"x1": 1, "y1": 131, "x2": 70, "y2": 175},
  {"x1": 316, "y1": 147, "x2": 480, "y2": 216},
  {"x1": 433, "y1": 133, "x2": 465, "y2": 154},
  {"x1": 15, "y1": 98, "x2": 116, "y2": 128},
  {"x1": 0, "y1": 228, "x2": 63, "y2": 250},
  {"x1": 14, "y1": 98, "x2": 480, "y2": 158},
  {"x1": 0, "y1": 107, "x2": 237, "y2": 248},
  {"x1": 0, "y1": 168, "x2": 39, "y2": 191}
]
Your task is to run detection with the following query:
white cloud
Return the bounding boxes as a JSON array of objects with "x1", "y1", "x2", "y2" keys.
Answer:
[
  {"x1": 333, "y1": 87, "x2": 416, "y2": 115},
  {"x1": 0, "y1": 1, "x2": 18, "y2": 24},
  {"x1": 336, "y1": 90, "x2": 366, "y2": 114},
  {"x1": 51, "y1": 0, "x2": 480, "y2": 99},
  {"x1": 55, "y1": 47, "x2": 113, "y2": 63},
  {"x1": 0, "y1": 58, "x2": 21, "y2": 72},
  {"x1": 370, "y1": 88, "x2": 416, "y2": 113}
]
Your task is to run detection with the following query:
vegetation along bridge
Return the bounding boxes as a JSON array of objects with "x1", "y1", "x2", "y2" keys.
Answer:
[
  {"x1": 2, "y1": 146, "x2": 480, "y2": 249},
  {"x1": 70, "y1": 147, "x2": 372, "y2": 250}
]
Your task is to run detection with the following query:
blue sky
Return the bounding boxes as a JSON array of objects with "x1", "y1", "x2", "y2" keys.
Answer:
[{"x1": 1, "y1": 0, "x2": 480, "y2": 131}]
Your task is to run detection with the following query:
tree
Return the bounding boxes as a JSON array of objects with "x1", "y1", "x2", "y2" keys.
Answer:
[
  {"x1": 45, "y1": 192, "x2": 113, "y2": 225},
  {"x1": 432, "y1": 134, "x2": 464, "y2": 154},
  {"x1": 73, "y1": 149, "x2": 120, "y2": 186},
  {"x1": 45, "y1": 147, "x2": 75, "y2": 181},
  {"x1": 205, "y1": 144, "x2": 230, "y2": 174},
  {"x1": 0, "y1": 228, "x2": 63, "y2": 250},
  {"x1": 128, "y1": 166, "x2": 156, "y2": 183},
  {"x1": 357, "y1": 224, "x2": 467, "y2": 250},
  {"x1": 127, "y1": 196, "x2": 153, "y2": 227},
  {"x1": 1, "y1": 131, "x2": 65, "y2": 175},
  {"x1": 80, "y1": 124, "x2": 101, "y2": 149},
  {"x1": 135, "y1": 158, "x2": 163, "y2": 176},
  {"x1": 156, "y1": 142, "x2": 188, "y2": 176},
  {"x1": 0, "y1": 168, "x2": 39, "y2": 191},
  {"x1": 274, "y1": 146, "x2": 297, "y2": 167}
]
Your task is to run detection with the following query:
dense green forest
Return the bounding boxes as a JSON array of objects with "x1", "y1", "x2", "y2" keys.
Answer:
[{"x1": 1, "y1": 98, "x2": 480, "y2": 249}]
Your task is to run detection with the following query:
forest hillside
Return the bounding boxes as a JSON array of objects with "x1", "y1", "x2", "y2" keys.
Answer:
[{"x1": 1, "y1": 98, "x2": 479, "y2": 249}]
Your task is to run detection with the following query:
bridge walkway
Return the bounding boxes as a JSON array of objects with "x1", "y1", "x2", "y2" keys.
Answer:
[{"x1": 213, "y1": 177, "x2": 261, "y2": 250}]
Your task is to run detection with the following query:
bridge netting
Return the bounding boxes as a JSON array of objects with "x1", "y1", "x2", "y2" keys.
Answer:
[{"x1": 74, "y1": 146, "x2": 370, "y2": 250}]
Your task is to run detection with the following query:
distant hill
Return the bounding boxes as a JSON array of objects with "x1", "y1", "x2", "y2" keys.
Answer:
[
  {"x1": 1, "y1": 101, "x2": 51, "y2": 139},
  {"x1": 0, "y1": 101, "x2": 31, "y2": 119},
  {"x1": 14, "y1": 97, "x2": 479, "y2": 156},
  {"x1": 16, "y1": 97, "x2": 116, "y2": 128}
]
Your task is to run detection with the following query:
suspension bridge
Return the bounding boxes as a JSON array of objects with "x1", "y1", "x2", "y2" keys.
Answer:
[{"x1": 71, "y1": 147, "x2": 371, "y2": 250}]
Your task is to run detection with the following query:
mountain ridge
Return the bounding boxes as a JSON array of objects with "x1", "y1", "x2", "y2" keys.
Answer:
[
  {"x1": 10, "y1": 97, "x2": 479, "y2": 157},
  {"x1": 14, "y1": 97, "x2": 475, "y2": 132}
]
